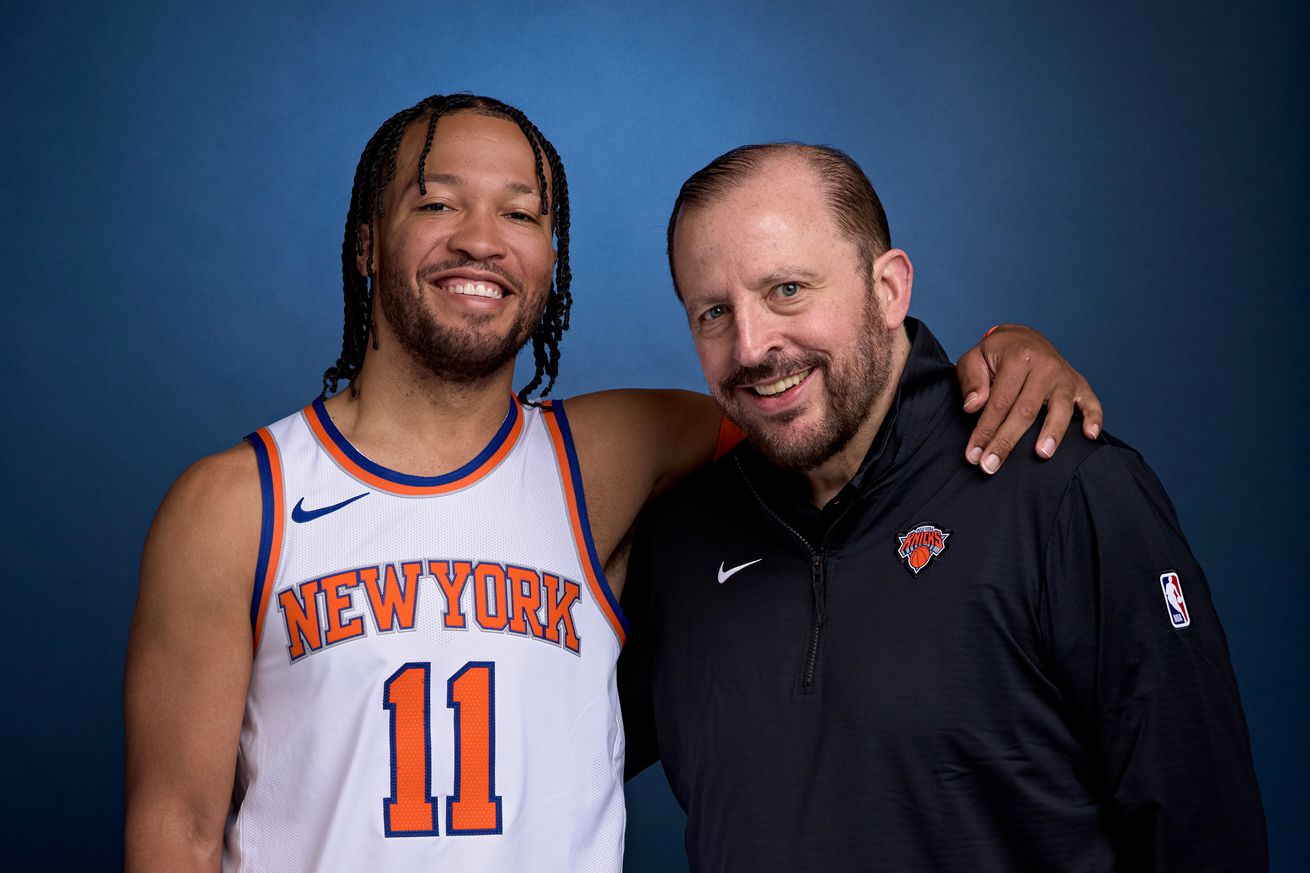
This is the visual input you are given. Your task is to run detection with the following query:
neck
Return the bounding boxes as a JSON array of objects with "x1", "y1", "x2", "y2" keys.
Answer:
[
  {"x1": 324, "y1": 342, "x2": 520, "y2": 476},
  {"x1": 801, "y1": 328, "x2": 911, "y2": 508}
]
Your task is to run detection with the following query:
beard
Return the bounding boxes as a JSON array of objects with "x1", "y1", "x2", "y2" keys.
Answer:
[
  {"x1": 376, "y1": 259, "x2": 546, "y2": 384},
  {"x1": 715, "y1": 295, "x2": 894, "y2": 472}
]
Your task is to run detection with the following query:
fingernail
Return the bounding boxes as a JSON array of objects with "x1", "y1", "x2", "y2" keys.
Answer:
[
  {"x1": 1088, "y1": 423, "x2": 1100, "y2": 438},
  {"x1": 1039, "y1": 437, "x2": 1055, "y2": 457},
  {"x1": 981, "y1": 453, "x2": 1000, "y2": 475},
  {"x1": 967, "y1": 446, "x2": 983, "y2": 464},
  {"x1": 963, "y1": 392, "x2": 979, "y2": 410}
]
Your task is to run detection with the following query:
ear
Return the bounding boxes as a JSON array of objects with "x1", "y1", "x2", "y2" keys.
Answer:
[
  {"x1": 872, "y1": 248, "x2": 913, "y2": 329},
  {"x1": 355, "y1": 224, "x2": 373, "y2": 278}
]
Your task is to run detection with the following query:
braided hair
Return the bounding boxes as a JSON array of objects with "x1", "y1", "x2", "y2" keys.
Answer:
[{"x1": 321, "y1": 94, "x2": 572, "y2": 403}]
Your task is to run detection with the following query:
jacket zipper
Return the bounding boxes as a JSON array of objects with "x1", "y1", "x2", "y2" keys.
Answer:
[
  {"x1": 803, "y1": 552, "x2": 825, "y2": 688},
  {"x1": 735, "y1": 457, "x2": 827, "y2": 690}
]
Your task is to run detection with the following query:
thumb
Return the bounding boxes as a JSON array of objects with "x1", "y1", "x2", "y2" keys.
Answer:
[{"x1": 956, "y1": 346, "x2": 992, "y2": 413}]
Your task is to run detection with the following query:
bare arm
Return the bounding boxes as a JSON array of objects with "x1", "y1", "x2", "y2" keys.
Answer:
[
  {"x1": 561, "y1": 389, "x2": 720, "y2": 596},
  {"x1": 570, "y1": 325, "x2": 1103, "y2": 586},
  {"x1": 124, "y1": 444, "x2": 261, "y2": 873},
  {"x1": 572, "y1": 324, "x2": 1101, "y2": 589}
]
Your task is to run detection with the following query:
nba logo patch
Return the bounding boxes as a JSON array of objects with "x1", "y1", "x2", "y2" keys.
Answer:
[
  {"x1": 1160, "y1": 571, "x2": 1190, "y2": 628},
  {"x1": 897, "y1": 524, "x2": 950, "y2": 575}
]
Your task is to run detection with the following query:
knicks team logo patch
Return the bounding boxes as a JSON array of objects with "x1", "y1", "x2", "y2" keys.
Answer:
[
  {"x1": 897, "y1": 524, "x2": 950, "y2": 575},
  {"x1": 1160, "y1": 570, "x2": 1191, "y2": 628}
]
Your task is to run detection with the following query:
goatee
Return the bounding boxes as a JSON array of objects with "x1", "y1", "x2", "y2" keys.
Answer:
[
  {"x1": 376, "y1": 259, "x2": 545, "y2": 384},
  {"x1": 715, "y1": 296, "x2": 893, "y2": 472}
]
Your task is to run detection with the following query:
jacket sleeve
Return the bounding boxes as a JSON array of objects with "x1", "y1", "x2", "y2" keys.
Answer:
[
  {"x1": 1040, "y1": 442, "x2": 1267, "y2": 872},
  {"x1": 618, "y1": 517, "x2": 660, "y2": 781}
]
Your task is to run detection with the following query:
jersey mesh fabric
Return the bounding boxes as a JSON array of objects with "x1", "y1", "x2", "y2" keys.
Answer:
[{"x1": 223, "y1": 401, "x2": 626, "y2": 872}]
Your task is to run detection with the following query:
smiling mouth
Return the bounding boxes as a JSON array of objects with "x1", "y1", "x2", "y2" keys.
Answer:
[
  {"x1": 436, "y1": 279, "x2": 505, "y2": 300},
  {"x1": 749, "y1": 368, "x2": 813, "y2": 397}
]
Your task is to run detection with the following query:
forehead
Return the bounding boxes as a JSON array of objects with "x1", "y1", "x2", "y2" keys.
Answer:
[
  {"x1": 673, "y1": 159, "x2": 853, "y2": 284},
  {"x1": 391, "y1": 111, "x2": 545, "y2": 200}
]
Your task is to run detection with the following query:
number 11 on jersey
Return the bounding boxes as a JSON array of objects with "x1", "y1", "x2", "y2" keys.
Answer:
[{"x1": 383, "y1": 661, "x2": 503, "y2": 837}]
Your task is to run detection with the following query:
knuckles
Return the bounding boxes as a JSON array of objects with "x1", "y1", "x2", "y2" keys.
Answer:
[
  {"x1": 989, "y1": 433, "x2": 1018, "y2": 454},
  {"x1": 988, "y1": 392, "x2": 1016, "y2": 412}
]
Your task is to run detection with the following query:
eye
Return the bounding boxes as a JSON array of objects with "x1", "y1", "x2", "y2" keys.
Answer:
[
  {"x1": 775, "y1": 282, "x2": 801, "y2": 298},
  {"x1": 506, "y1": 210, "x2": 539, "y2": 223},
  {"x1": 700, "y1": 304, "x2": 727, "y2": 322},
  {"x1": 419, "y1": 201, "x2": 451, "y2": 212}
]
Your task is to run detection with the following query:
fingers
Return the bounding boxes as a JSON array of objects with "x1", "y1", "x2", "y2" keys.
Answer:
[
  {"x1": 962, "y1": 324, "x2": 1105, "y2": 473},
  {"x1": 982, "y1": 371, "x2": 1057, "y2": 473},
  {"x1": 1072, "y1": 373, "x2": 1104, "y2": 439},
  {"x1": 965, "y1": 363, "x2": 1030, "y2": 473},
  {"x1": 971, "y1": 363, "x2": 1104, "y2": 473},
  {"x1": 1035, "y1": 387, "x2": 1076, "y2": 459},
  {"x1": 955, "y1": 345, "x2": 993, "y2": 414}
]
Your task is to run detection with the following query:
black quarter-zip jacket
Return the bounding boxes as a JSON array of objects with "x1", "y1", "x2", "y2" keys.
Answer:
[{"x1": 619, "y1": 319, "x2": 1266, "y2": 872}]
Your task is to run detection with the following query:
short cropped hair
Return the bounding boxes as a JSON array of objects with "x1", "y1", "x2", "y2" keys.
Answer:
[{"x1": 666, "y1": 143, "x2": 891, "y2": 298}]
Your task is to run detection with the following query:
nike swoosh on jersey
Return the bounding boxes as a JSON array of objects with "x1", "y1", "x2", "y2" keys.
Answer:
[
  {"x1": 717, "y1": 558, "x2": 762, "y2": 584},
  {"x1": 291, "y1": 492, "x2": 369, "y2": 523}
]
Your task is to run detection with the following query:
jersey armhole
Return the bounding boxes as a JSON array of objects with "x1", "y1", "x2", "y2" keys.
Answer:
[
  {"x1": 540, "y1": 400, "x2": 630, "y2": 646},
  {"x1": 715, "y1": 416, "x2": 746, "y2": 460},
  {"x1": 245, "y1": 427, "x2": 285, "y2": 653}
]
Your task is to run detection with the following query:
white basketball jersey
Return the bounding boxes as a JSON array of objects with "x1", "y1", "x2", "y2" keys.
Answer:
[{"x1": 224, "y1": 395, "x2": 628, "y2": 872}]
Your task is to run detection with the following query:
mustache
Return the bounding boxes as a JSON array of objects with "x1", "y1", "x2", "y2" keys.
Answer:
[
  {"x1": 719, "y1": 351, "x2": 826, "y2": 393},
  {"x1": 417, "y1": 257, "x2": 525, "y2": 296}
]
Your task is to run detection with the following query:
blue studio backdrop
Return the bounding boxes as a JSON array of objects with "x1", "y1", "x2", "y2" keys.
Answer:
[{"x1": 5, "y1": 1, "x2": 1306, "y2": 869}]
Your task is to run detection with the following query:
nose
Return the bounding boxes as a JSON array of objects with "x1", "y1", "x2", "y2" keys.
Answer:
[
  {"x1": 446, "y1": 208, "x2": 506, "y2": 262},
  {"x1": 731, "y1": 302, "x2": 783, "y2": 369}
]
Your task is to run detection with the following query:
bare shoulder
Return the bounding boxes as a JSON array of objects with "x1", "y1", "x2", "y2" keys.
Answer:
[
  {"x1": 562, "y1": 388, "x2": 720, "y2": 487},
  {"x1": 162, "y1": 441, "x2": 262, "y2": 518},
  {"x1": 139, "y1": 441, "x2": 263, "y2": 609},
  {"x1": 128, "y1": 439, "x2": 262, "y2": 753},
  {"x1": 563, "y1": 387, "x2": 717, "y2": 426},
  {"x1": 549, "y1": 390, "x2": 721, "y2": 588}
]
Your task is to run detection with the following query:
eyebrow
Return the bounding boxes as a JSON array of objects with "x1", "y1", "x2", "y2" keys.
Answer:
[
  {"x1": 681, "y1": 265, "x2": 826, "y2": 307},
  {"x1": 754, "y1": 267, "x2": 822, "y2": 288},
  {"x1": 416, "y1": 174, "x2": 539, "y2": 197}
]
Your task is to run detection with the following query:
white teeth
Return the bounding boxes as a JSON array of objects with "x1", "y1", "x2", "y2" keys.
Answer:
[
  {"x1": 752, "y1": 369, "x2": 811, "y2": 397},
  {"x1": 445, "y1": 281, "x2": 503, "y2": 299}
]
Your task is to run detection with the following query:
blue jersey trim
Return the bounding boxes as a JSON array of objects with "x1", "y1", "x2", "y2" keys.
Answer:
[
  {"x1": 308, "y1": 395, "x2": 520, "y2": 488},
  {"x1": 246, "y1": 431, "x2": 276, "y2": 633},
  {"x1": 547, "y1": 401, "x2": 630, "y2": 636}
]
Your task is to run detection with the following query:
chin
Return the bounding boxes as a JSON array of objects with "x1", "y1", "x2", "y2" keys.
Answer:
[
  {"x1": 743, "y1": 407, "x2": 860, "y2": 472},
  {"x1": 742, "y1": 425, "x2": 818, "y2": 470}
]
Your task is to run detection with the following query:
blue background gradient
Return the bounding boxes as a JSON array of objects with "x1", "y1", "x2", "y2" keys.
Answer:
[{"x1": 4, "y1": 1, "x2": 1305, "y2": 869}]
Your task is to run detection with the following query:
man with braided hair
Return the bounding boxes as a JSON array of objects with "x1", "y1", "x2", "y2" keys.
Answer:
[{"x1": 124, "y1": 93, "x2": 1102, "y2": 872}]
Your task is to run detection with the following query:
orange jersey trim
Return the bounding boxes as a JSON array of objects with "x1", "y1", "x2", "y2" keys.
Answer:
[
  {"x1": 303, "y1": 395, "x2": 524, "y2": 496},
  {"x1": 247, "y1": 427, "x2": 285, "y2": 652},
  {"x1": 715, "y1": 416, "x2": 746, "y2": 460},
  {"x1": 540, "y1": 401, "x2": 628, "y2": 646}
]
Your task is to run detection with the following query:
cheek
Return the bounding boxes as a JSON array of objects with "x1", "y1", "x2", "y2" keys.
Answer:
[
  {"x1": 796, "y1": 315, "x2": 853, "y2": 352},
  {"x1": 519, "y1": 235, "x2": 555, "y2": 266},
  {"x1": 384, "y1": 228, "x2": 436, "y2": 268},
  {"x1": 693, "y1": 340, "x2": 732, "y2": 387},
  {"x1": 516, "y1": 246, "x2": 556, "y2": 291}
]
